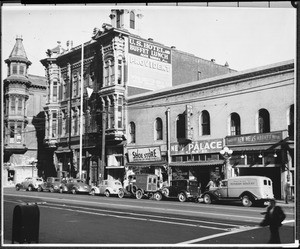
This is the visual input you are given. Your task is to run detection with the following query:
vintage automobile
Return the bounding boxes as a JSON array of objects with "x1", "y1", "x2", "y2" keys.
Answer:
[
  {"x1": 90, "y1": 179, "x2": 124, "y2": 198},
  {"x1": 124, "y1": 174, "x2": 163, "y2": 201},
  {"x1": 39, "y1": 177, "x2": 63, "y2": 192},
  {"x1": 161, "y1": 179, "x2": 201, "y2": 202},
  {"x1": 59, "y1": 178, "x2": 91, "y2": 194},
  {"x1": 200, "y1": 176, "x2": 274, "y2": 207},
  {"x1": 15, "y1": 177, "x2": 44, "y2": 191}
]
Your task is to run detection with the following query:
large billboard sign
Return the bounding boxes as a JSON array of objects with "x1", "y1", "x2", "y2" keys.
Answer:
[{"x1": 128, "y1": 36, "x2": 172, "y2": 91}]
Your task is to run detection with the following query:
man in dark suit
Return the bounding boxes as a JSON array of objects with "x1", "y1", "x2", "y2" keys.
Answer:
[{"x1": 260, "y1": 199, "x2": 286, "y2": 243}]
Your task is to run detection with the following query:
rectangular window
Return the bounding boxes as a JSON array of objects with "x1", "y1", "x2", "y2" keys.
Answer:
[
  {"x1": 118, "y1": 60, "x2": 122, "y2": 84},
  {"x1": 52, "y1": 111, "x2": 57, "y2": 137},
  {"x1": 110, "y1": 61, "x2": 115, "y2": 85},
  {"x1": 11, "y1": 96, "x2": 16, "y2": 114},
  {"x1": 105, "y1": 62, "x2": 109, "y2": 86},
  {"x1": 58, "y1": 114, "x2": 62, "y2": 136},
  {"x1": 12, "y1": 64, "x2": 17, "y2": 74},
  {"x1": 53, "y1": 81, "x2": 58, "y2": 102},
  {"x1": 74, "y1": 114, "x2": 78, "y2": 135},
  {"x1": 17, "y1": 98, "x2": 22, "y2": 115},
  {"x1": 65, "y1": 115, "x2": 69, "y2": 134},
  {"x1": 58, "y1": 83, "x2": 63, "y2": 101},
  {"x1": 16, "y1": 124, "x2": 22, "y2": 143},
  {"x1": 19, "y1": 65, "x2": 25, "y2": 75},
  {"x1": 118, "y1": 97, "x2": 123, "y2": 128},
  {"x1": 10, "y1": 125, "x2": 15, "y2": 143}
]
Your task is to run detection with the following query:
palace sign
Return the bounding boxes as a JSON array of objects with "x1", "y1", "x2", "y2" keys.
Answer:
[{"x1": 171, "y1": 139, "x2": 223, "y2": 155}]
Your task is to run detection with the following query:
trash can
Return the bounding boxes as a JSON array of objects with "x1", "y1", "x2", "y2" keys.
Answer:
[{"x1": 12, "y1": 204, "x2": 40, "y2": 244}]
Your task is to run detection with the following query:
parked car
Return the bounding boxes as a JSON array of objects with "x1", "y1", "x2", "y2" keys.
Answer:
[
  {"x1": 59, "y1": 178, "x2": 91, "y2": 194},
  {"x1": 15, "y1": 177, "x2": 44, "y2": 191},
  {"x1": 39, "y1": 177, "x2": 63, "y2": 192},
  {"x1": 200, "y1": 176, "x2": 274, "y2": 207},
  {"x1": 161, "y1": 179, "x2": 200, "y2": 202},
  {"x1": 90, "y1": 179, "x2": 124, "y2": 198}
]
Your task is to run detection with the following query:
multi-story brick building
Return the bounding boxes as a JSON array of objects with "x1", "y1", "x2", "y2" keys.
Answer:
[
  {"x1": 127, "y1": 60, "x2": 294, "y2": 199},
  {"x1": 3, "y1": 36, "x2": 47, "y2": 186},
  {"x1": 40, "y1": 9, "x2": 234, "y2": 185}
]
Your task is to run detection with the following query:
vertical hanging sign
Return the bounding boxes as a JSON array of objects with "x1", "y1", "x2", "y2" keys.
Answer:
[{"x1": 185, "y1": 105, "x2": 193, "y2": 141}]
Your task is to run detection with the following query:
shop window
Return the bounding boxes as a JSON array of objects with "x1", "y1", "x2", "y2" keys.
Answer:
[
  {"x1": 258, "y1": 108, "x2": 270, "y2": 133},
  {"x1": 176, "y1": 114, "x2": 185, "y2": 139},
  {"x1": 230, "y1": 112, "x2": 241, "y2": 135},
  {"x1": 130, "y1": 11, "x2": 135, "y2": 29},
  {"x1": 247, "y1": 153, "x2": 263, "y2": 165},
  {"x1": 129, "y1": 122, "x2": 136, "y2": 143},
  {"x1": 201, "y1": 110, "x2": 210, "y2": 135},
  {"x1": 155, "y1": 118, "x2": 163, "y2": 140}
]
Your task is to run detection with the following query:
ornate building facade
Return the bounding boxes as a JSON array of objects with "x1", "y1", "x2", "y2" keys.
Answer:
[
  {"x1": 40, "y1": 9, "x2": 234, "y2": 185},
  {"x1": 3, "y1": 36, "x2": 47, "y2": 186}
]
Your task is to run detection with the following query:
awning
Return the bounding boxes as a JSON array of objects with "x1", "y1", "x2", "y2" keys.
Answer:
[
  {"x1": 228, "y1": 144, "x2": 282, "y2": 151},
  {"x1": 170, "y1": 160, "x2": 224, "y2": 167},
  {"x1": 126, "y1": 161, "x2": 167, "y2": 167}
]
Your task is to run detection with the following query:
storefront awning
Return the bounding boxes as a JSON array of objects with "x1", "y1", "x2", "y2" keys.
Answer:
[
  {"x1": 170, "y1": 160, "x2": 224, "y2": 167},
  {"x1": 228, "y1": 144, "x2": 282, "y2": 152},
  {"x1": 126, "y1": 161, "x2": 167, "y2": 167}
]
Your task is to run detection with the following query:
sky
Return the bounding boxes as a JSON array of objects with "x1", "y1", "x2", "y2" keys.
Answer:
[{"x1": 1, "y1": 4, "x2": 296, "y2": 80}]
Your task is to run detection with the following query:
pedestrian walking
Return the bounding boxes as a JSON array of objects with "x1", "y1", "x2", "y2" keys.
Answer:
[
  {"x1": 259, "y1": 199, "x2": 286, "y2": 244},
  {"x1": 284, "y1": 179, "x2": 291, "y2": 204}
]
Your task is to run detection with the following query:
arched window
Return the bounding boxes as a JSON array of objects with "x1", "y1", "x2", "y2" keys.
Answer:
[
  {"x1": 201, "y1": 110, "x2": 210, "y2": 135},
  {"x1": 258, "y1": 109, "x2": 270, "y2": 133},
  {"x1": 230, "y1": 113, "x2": 241, "y2": 135},
  {"x1": 130, "y1": 11, "x2": 135, "y2": 29},
  {"x1": 155, "y1": 118, "x2": 163, "y2": 140},
  {"x1": 176, "y1": 114, "x2": 185, "y2": 139},
  {"x1": 129, "y1": 122, "x2": 136, "y2": 143}
]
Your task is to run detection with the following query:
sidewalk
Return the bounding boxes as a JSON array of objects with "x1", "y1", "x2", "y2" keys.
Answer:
[{"x1": 276, "y1": 199, "x2": 295, "y2": 209}]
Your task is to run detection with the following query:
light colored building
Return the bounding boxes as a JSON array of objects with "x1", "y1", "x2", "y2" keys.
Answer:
[
  {"x1": 3, "y1": 36, "x2": 47, "y2": 186},
  {"x1": 127, "y1": 60, "x2": 294, "y2": 199}
]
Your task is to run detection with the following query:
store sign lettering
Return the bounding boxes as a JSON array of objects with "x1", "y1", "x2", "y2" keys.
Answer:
[
  {"x1": 129, "y1": 37, "x2": 171, "y2": 64},
  {"x1": 170, "y1": 139, "x2": 223, "y2": 155},
  {"x1": 128, "y1": 147, "x2": 161, "y2": 162},
  {"x1": 226, "y1": 131, "x2": 283, "y2": 145}
]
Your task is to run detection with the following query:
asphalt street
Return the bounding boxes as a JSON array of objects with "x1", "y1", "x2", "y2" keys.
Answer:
[{"x1": 2, "y1": 187, "x2": 297, "y2": 247}]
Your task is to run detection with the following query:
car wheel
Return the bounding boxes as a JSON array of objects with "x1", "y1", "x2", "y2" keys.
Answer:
[
  {"x1": 105, "y1": 190, "x2": 110, "y2": 197},
  {"x1": 37, "y1": 186, "x2": 42, "y2": 192},
  {"x1": 59, "y1": 188, "x2": 63, "y2": 193},
  {"x1": 154, "y1": 192, "x2": 162, "y2": 201},
  {"x1": 242, "y1": 195, "x2": 252, "y2": 207},
  {"x1": 71, "y1": 188, "x2": 77, "y2": 194},
  {"x1": 178, "y1": 192, "x2": 187, "y2": 202},
  {"x1": 16, "y1": 185, "x2": 20, "y2": 191},
  {"x1": 90, "y1": 189, "x2": 96, "y2": 196},
  {"x1": 27, "y1": 185, "x2": 33, "y2": 191},
  {"x1": 203, "y1": 194, "x2": 212, "y2": 204},
  {"x1": 135, "y1": 189, "x2": 143, "y2": 199},
  {"x1": 118, "y1": 189, "x2": 125, "y2": 198},
  {"x1": 50, "y1": 186, "x2": 55, "y2": 193}
]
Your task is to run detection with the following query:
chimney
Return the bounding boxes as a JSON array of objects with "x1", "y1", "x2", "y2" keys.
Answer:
[
  {"x1": 171, "y1": 46, "x2": 176, "y2": 49},
  {"x1": 211, "y1": 59, "x2": 215, "y2": 63},
  {"x1": 66, "y1": 40, "x2": 70, "y2": 51},
  {"x1": 224, "y1": 61, "x2": 229, "y2": 67},
  {"x1": 70, "y1": 40, "x2": 73, "y2": 49},
  {"x1": 148, "y1": 38, "x2": 153, "y2": 42}
]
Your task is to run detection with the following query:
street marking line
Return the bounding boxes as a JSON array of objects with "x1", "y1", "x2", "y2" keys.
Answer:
[
  {"x1": 45, "y1": 202, "x2": 239, "y2": 228},
  {"x1": 178, "y1": 219, "x2": 296, "y2": 244},
  {"x1": 39, "y1": 204, "x2": 230, "y2": 231}
]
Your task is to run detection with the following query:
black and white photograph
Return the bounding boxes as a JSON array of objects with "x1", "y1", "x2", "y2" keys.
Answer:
[{"x1": 1, "y1": 1, "x2": 297, "y2": 247}]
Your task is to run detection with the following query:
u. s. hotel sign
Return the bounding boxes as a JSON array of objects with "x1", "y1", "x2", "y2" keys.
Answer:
[{"x1": 226, "y1": 131, "x2": 283, "y2": 145}]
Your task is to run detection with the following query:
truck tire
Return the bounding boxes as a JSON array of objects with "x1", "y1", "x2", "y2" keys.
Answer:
[
  {"x1": 136, "y1": 189, "x2": 143, "y2": 199},
  {"x1": 105, "y1": 190, "x2": 110, "y2": 197},
  {"x1": 178, "y1": 192, "x2": 187, "y2": 202},
  {"x1": 162, "y1": 187, "x2": 169, "y2": 197},
  {"x1": 203, "y1": 194, "x2": 212, "y2": 204},
  {"x1": 50, "y1": 186, "x2": 55, "y2": 193},
  {"x1": 154, "y1": 192, "x2": 162, "y2": 201},
  {"x1": 242, "y1": 195, "x2": 252, "y2": 207}
]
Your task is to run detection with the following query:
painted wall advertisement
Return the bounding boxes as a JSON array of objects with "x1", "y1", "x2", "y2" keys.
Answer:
[
  {"x1": 128, "y1": 36, "x2": 172, "y2": 91},
  {"x1": 171, "y1": 139, "x2": 223, "y2": 155},
  {"x1": 127, "y1": 147, "x2": 162, "y2": 162}
]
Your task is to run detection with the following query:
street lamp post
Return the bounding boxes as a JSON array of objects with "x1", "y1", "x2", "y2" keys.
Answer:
[{"x1": 220, "y1": 146, "x2": 233, "y2": 179}]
